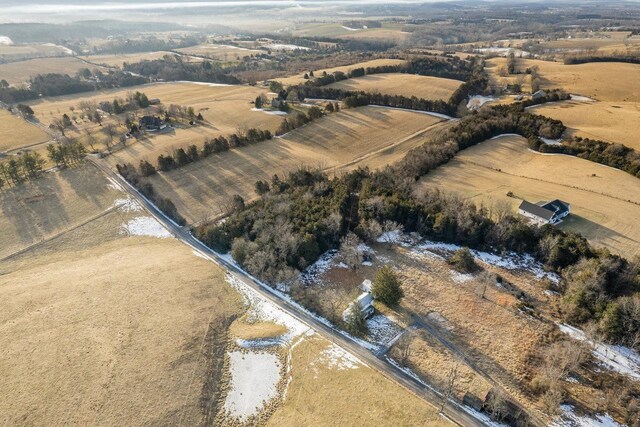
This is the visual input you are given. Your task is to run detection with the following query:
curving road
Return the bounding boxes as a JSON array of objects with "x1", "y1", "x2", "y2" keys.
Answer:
[{"x1": 89, "y1": 157, "x2": 489, "y2": 427}]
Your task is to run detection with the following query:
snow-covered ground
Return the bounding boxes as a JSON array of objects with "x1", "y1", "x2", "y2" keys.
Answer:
[
  {"x1": 367, "y1": 314, "x2": 403, "y2": 345},
  {"x1": 113, "y1": 198, "x2": 143, "y2": 213},
  {"x1": 558, "y1": 324, "x2": 640, "y2": 380},
  {"x1": 467, "y1": 95, "x2": 497, "y2": 110},
  {"x1": 341, "y1": 25, "x2": 362, "y2": 31},
  {"x1": 475, "y1": 47, "x2": 533, "y2": 57},
  {"x1": 552, "y1": 404, "x2": 622, "y2": 427},
  {"x1": 251, "y1": 107, "x2": 288, "y2": 116},
  {"x1": 541, "y1": 137, "x2": 563, "y2": 145},
  {"x1": 0, "y1": 36, "x2": 13, "y2": 45},
  {"x1": 368, "y1": 104, "x2": 454, "y2": 120},
  {"x1": 121, "y1": 216, "x2": 172, "y2": 238},
  {"x1": 312, "y1": 343, "x2": 363, "y2": 372},
  {"x1": 570, "y1": 94, "x2": 597, "y2": 102},
  {"x1": 223, "y1": 351, "x2": 282, "y2": 419}
]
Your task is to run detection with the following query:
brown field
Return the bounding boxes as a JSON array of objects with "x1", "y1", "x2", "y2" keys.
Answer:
[
  {"x1": 531, "y1": 100, "x2": 640, "y2": 150},
  {"x1": 175, "y1": 44, "x2": 263, "y2": 61},
  {"x1": 291, "y1": 22, "x2": 411, "y2": 44},
  {"x1": 0, "y1": 169, "x2": 244, "y2": 425},
  {"x1": 487, "y1": 57, "x2": 640, "y2": 101},
  {"x1": 419, "y1": 135, "x2": 640, "y2": 259},
  {"x1": 269, "y1": 334, "x2": 451, "y2": 426},
  {"x1": 540, "y1": 32, "x2": 640, "y2": 54},
  {"x1": 0, "y1": 164, "x2": 123, "y2": 259},
  {"x1": 326, "y1": 73, "x2": 463, "y2": 101},
  {"x1": 80, "y1": 51, "x2": 197, "y2": 68},
  {"x1": 140, "y1": 106, "x2": 448, "y2": 224},
  {"x1": 0, "y1": 43, "x2": 70, "y2": 62},
  {"x1": 276, "y1": 58, "x2": 407, "y2": 86},
  {"x1": 0, "y1": 57, "x2": 105, "y2": 86},
  {"x1": 0, "y1": 109, "x2": 50, "y2": 152},
  {"x1": 27, "y1": 82, "x2": 284, "y2": 161}
]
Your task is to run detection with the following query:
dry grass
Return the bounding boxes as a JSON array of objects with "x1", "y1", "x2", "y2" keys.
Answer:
[
  {"x1": 0, "y1": 109, "x2": 50, "y2": 152},
  {"x1": 487, "y1": 57, "x2": 640, "y2": 101},
  {"x1": 530, "y1": 100, "x2": 640, "y2": 150},
  {"x1": 0, "y1": 171, "x2": 244, "y2": 425},
  {"x1": 276, "y1": 58, "x2": 407, "y2": 86},
  {"x1": 27, "y1": 82, "x2": 284, "y2": 162},
  {"x1": 268, "y1": 334, "x2": 451, "y2": 426},
  {"x1": 291, "y1": 22, "x2": 411, "y2": 44},
  {"x1": 419, "y1": 135, "x2": 640, "y2": 259},
  {"x1": 229, "y1": 319, "x2": 288, "y2": 340},
  {"x1": 326, "y1": 73, "x2": 463, "y2": 101},
  {"x1": 141, "y1": 106, "x2": 448, "y2": 224},
  {"x1": 0, "y1": 44, "x2": 69, "y2": 62},
  {"x1": 0, "y1": 57, "x2": 103, "y2": 86},
  {"x1": 175, "y1": 44, "x2": 262, "y2": 61},
  {"x1": 0, "y1": 164, "x2": 123, "y2": 259},
  {"x1": 80, "y1": 51, "x2": 198, "y2": 67},
  {"x1": 539, "y1": 32, "x2": 640, "y2": 55}
]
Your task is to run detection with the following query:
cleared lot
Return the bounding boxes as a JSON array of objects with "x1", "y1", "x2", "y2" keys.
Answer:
[
  {"x1": 0, "y1": 109, "x2": 50, "y2": 152},
  {"x1": 419, "y1": 135, "x2": 640, "y2": 259}
]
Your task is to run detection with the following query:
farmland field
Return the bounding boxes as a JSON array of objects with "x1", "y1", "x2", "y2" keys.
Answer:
[
  {"x1": 0, "y1": 168, "x2": 244, "y2": 425},
  {"x1": 175, "y1": 43, "x2": 263, "y2": 61},
  {"x1": 0, "y1": 57, "x2": 104, "y2": 86},
  {"x1": 0, "y1": 43, "x2": 71, "y2": 62},
  {"x1": 540, "y1": 31, "x2": 640, "y2": 54},
  {"x1": 276, "y1": 58, "x2": 407, "y2": 86},
  {"x1": 291, "y1": 22, "x2": 411, "y2": 44},
  {"x1": 487, "y1": 57, "x2": 640, "y2": 102},
  {"x1": 326, "y1": 73, "x2": 463, "y2": 101},
  {"x1": 27, "y1": 82, "x2": 285, "y2": 161},
  {"x1": 531, "y1": 100, "x2": 640, "y2": 150},
  {"x1": 80, "y1": 51, "x2": 198, "y2": 67},
  {"x1": 419, "y1": 135, "x2": 640, "y2": 259},
  {"x1": 0, "y1": 109, "x2": 50, "y2": 152},
  {"x1": 140, "y1": 106, "x2": 449, "y2": 224}
]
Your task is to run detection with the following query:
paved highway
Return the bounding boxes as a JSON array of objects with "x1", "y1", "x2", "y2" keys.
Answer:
[{"x1": 89, "y1": 158, "x2": 489, "y2": 427}]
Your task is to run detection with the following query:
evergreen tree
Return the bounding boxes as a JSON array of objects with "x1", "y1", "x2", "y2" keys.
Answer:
[{"x1": 372, "y1": 266, "x2": 404, "y2": 307}]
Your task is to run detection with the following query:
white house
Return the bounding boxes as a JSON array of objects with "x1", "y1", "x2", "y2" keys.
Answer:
[
  {"x1": 343, "y1": 291, "x2": 375, "y2": 321},
  {"x1": 518, "y1": 199, "x2": 571, "y2": 226}
]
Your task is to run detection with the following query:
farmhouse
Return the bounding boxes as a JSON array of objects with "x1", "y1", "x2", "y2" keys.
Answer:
[
  {"x1": 518, "y1": 199, "x2": 571, "y2": 225},
  {"x1": 343, "y1": 292, "x2": 375, "y2": 321},
  {"x1": 138, "y1": 115, "x2": 166, "y2": 131}
]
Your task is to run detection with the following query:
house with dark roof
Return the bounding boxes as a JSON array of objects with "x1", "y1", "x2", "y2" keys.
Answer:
[
  {"x1": 518, "y1": 199, "x2": 571, "y2": 226},
  {"x1": 138, "y1": 115, "x2": 166, "y2": 131}
]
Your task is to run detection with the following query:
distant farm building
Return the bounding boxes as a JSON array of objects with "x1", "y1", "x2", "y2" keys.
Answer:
[
  {"x1": 343, "y1": 291, "x2": 375, "y2": 321},
  {"x1": 138, "y1": 115, "x2": 166, "y2": 131},
  {"x1": 518, "y1": 199, "x2": 571, "y2": 226}
]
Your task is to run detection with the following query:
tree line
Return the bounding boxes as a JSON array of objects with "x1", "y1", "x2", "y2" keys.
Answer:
[
  {"x1": 564, "y1": 55, "x2": 640, "y2": 65},
  {"x1": 0, "y1": 70, "x2": 148, "y2": 104},
  {"x1": 123, "y1": 56, "x2": 241, "y2": 85}
]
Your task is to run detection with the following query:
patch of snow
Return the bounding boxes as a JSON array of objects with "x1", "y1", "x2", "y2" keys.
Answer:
[
  {"x1": 458, "y1": 405, "x2": 510, "y2": 427},
  {"x1": 251, "y1": 107, "x2": 288, "y2": 116},
  {"x1": 552, "y1": 404, "x2": 622, "y2": 427},
  {"x1": 113, "y1": 198, "x2": 142, "y2": 212},
  {"x1": 490, "y1": 133, "x2": 522, "y2": 140},
  {"x1": 541, "y1": 137, "x2": 563, "y2": 146},
  {"x1": 106, "y1": 177, "x2": 124, "y2": 192},
  {"x1": 166, "y1": 80, "x2": 233, "y2": 87},
  {"x1": 42, "y1": 42, "x2": 75, "y2": 55},
  {"x1": 570, "y1": 94, "x2": 596, "y2": 102},
  {"x1": 223, "y1": 351, "x2": 281, "y2": 420},
  {"x1": 301, "y1": 249, "x2": 338, "y2": 284},
  {"x1": 467, "y1": 95, "x2": 497, "y2": 110},
  {"x1": 341, "y1": 25, "x2": 361, "y2": 31},
  {"x1": 558, "y1": 324, "x2": 640, "y2": 380},
  {"x1": 121, "y1": 216, "x2": 172, "y2": 238},
  {"x1": 404, "y1": 238, "x2": 560, "y2": 283},
  {"x1": 362, "y1": 261, "x2": 373, "y2": 266},
  {"x1": 225, "y1": 274, "x2": 309, "y2": 345},
  {"x1": 475, "y1": 47, "x2": 533, "y2": 57},
  {"x1": 336, "y1": 262, "x2": 349, "y2": 269},
  {"x1": 451, "y1": 271, "x2": 474, "y2": 284},
  {"x1": 0, "y1": 36, "x2": 13, "y2": 45},
  {"x1": 366, "y1": 314, "x2": 403, "y2": 346},
  {"x1": 313, "y1": 343, "x2": 363, "y2": 371},
  {"x1": 378, "y1": 230, "x2": 402, "y2": 243}
]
